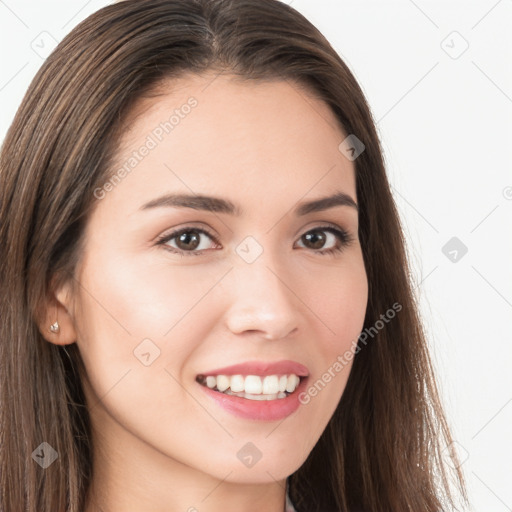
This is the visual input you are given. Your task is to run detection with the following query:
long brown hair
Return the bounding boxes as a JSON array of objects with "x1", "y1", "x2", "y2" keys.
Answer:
[{"x1": 0, "y1": 1, "x2": 469, "y2": 510}]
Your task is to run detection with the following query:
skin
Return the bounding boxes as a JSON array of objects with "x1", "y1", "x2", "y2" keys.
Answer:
[{"x1": 41, "y1": 71, "x2": 368, "y2": 512}]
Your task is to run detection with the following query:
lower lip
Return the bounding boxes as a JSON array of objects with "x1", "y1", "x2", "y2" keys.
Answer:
[{"x1": 197, "y1": 377, "x2": 309, "y2": 421}]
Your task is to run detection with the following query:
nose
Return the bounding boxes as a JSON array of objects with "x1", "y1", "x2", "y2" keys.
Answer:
[{"x1": 223, "y1": 253, "x2": 300, "y2": 341}]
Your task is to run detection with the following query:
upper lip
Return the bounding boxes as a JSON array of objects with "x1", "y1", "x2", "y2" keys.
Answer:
[{"x1": 197, "y1": 360, "x2": 309, "y2": 378}]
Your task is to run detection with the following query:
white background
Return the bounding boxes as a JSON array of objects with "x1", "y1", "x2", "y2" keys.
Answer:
[{"x1": 1, "y1": 1, "x2": 511, "y2": 510}]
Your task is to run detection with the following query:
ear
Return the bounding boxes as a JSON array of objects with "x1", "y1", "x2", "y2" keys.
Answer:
[{"x1": 37, "y1": 276, "x2": 78, "y2": 346}]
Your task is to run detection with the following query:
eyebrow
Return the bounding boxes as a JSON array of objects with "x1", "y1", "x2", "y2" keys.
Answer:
[{"x1": 139, "y1": 191, "x2": 358, "y2": 216}]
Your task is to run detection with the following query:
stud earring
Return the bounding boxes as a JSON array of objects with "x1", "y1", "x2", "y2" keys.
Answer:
[{"x1": 49, "y1": 321, "x2": 60, "y2": 334}]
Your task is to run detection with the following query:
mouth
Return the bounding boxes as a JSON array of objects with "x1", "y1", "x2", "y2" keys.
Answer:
[
  {"x1": 195, "y1": 373, "x2": 307, "y2": 401},
  {"x1": 195, "y1": 362, "x2": 310, "y2": 421}
]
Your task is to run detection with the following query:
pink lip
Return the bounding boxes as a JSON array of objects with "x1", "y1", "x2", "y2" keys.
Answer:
[
  {"x1": 197, "y1": 359, "x2": 309, "y2": 377},
  {"x1": 197, "y1": 375, "x2": 310, "y2": 421}
]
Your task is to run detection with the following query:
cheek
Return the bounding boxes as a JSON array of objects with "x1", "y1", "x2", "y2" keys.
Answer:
[
  {"x1": 72, "y1": 249, "x2": 230, "y2": 404},
  {"x1": 72, "y1": 253, "x2": 202, "y2": 450},
  {"x1": 305, "y1": 256, "x2": 368, "y2": 349},
  {"x1": 298, "y1": 257, "x2": 367, "y2": 408},
  {"x1": 76, "y1": 246, "x2": 227, "y2": 341}
]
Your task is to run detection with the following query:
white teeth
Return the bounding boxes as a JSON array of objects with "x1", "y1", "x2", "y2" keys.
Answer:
[
  {"x1": 230, "y1": 374, "x2": 245, "y2": 393},
  {"x1": 244, "y1": 375, "x2": 262, "y2": 394},
  {"x1": 223, "y1": 389, "x2": 288, "y2": 400},
  {"x1": 216, "y1": 375, "x2": 230, "y2": 392},
  {"x1": 285, "y1": 374, "x2": 300, "y2": 393},
  {"x1": 262, "y1": 375, "x2": 279, "y2": 395},
  {"x1": 199, "y1": 373, "x2": 302, "y2": 396}
]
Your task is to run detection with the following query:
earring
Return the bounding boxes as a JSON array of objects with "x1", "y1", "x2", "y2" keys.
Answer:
[{"x1": 49, "y1": 321, "x2": 60, "y2": 334}]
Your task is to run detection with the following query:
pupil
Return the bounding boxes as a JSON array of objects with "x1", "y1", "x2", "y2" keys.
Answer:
[
  {"x1": 304, "y1": 231, "x2": 325, "y2": 249},
  {"x1": 177, "y1": 232, "x2": 199, "y2": 250}
]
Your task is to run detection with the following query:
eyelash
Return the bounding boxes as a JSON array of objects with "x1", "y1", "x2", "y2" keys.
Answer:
[{"x1": 155, "y1": 224, "x2": 355, "y2": 257}]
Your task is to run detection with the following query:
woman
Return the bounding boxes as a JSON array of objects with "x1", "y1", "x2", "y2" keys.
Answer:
[{"x1": 0, "y1": 1, "x2": 469, "y2": 511}]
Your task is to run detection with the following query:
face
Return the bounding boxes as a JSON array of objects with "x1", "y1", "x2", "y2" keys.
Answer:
[{"x1": 60, "y1": 72, "x2": 368, "y2": 485}]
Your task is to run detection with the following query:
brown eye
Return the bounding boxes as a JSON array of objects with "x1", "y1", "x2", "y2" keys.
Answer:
[
  {"x1": 156, "y1": 227, "x2": 219, "y2": 256},
  {"x1": 302, "y1": 231, "x2": 327, "y2": 250},
  {"x1": 296, "y1": 226, "x2": 354, "y2": 256},
  {"x1": 175, "y1": 231, "x2": 201, "y2": 251}
]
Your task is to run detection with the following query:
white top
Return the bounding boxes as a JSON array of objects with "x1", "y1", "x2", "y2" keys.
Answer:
[{"x1": 285, "y1": 479, "x2": 297, "y2": 512}]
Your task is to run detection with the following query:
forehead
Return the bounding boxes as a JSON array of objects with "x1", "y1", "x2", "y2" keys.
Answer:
[{"x1": 106, "y1": 72, "x2": 357, "y2": 214}]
